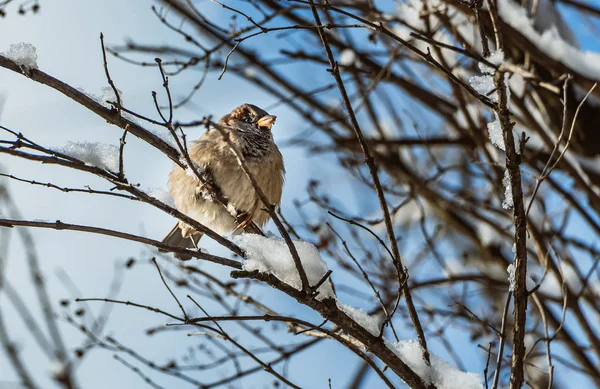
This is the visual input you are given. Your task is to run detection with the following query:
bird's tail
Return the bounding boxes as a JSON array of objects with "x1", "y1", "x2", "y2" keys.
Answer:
[{"x1": 160, "y1": 224, "x2": 203, "y2": 260}]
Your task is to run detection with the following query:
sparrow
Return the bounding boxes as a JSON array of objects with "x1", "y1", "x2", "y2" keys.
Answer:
[{"x1": 162, "y1": 103, "x2": 285, "y2": 257}]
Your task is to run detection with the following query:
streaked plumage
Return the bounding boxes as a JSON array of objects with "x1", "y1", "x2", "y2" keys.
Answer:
[{"x1": 162, "y1": 104, "x2": 285, "y2": 257}]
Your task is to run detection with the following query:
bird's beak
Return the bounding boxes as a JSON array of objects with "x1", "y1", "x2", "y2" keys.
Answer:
[{"x1": 257, "y1": 115, "x2": 277, "y2": 130}]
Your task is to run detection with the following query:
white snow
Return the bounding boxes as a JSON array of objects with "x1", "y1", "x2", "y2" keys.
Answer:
[
  {"x1": 57, "y1": 141, "x2": 120, "y2": 172},
  {"x1": 147, "y1": 187, "x2": 175, "y2": 208},
  {"x1": 472, "y1": 53, "x2": 523, "y2": 155},
  {"x1": 487, "y1": 114, "x2": 504, "y2": 150},
  {"x1": 469, "y1": 74, "x2": 495, "y2": 99},
  {"x1": 3, "y1": 42, "x2": 38, "y2": 69},
  {"x1": 339, "y1": 49, "x2": 357, "y2": 66},
  {"x1": 507, "y1": 264, "x2": 536, "y2": 292},
  {"x1": 533, "y1": 0, "x2": 578, "y2": 46},
  {"x1": 76, "y1": 87, "x2": 99, "y2": 102},
  {"x1": 478, "y1": 50, "x2": 504, "y2": 74},
  {"x1": 147, "y1": 126, "x2": 177, "y2": 149},
  {"x1": 470, "y1": 67, "x2": 511, "y2": 108},
  {"x1": 487, "y1": 50, "x2": 505, "y2": 66},
  {"x1": 336, "y1": 301, "x2": 381, "y2": 336},
  {"x1": 507, "y1": 263, "x2": 516, "y2": 291},
  {"x1": 487, "y1": 114, "x2": 522, "y2": 154},
  {"x1": 470, "y1": 52, "x2": 498, "y2": 100},
  {"x1": 76, "y1": 86, "x2": 124, "y2": 109},
  {"x1": 502, "y1": 169, "x2": 513, "y2": 210},
  {"x1": 234, "y1": 234, "x2": 335, "y2": 300},
  {"x1": 498, "y1": 0, "x2": 600, "y2": 80},
  {"x1": 387, "y1": 340, "x2": 483, "y2": 389},
  {"x1": 99, "y1": 86, "x2": 123, "y2": 108}
]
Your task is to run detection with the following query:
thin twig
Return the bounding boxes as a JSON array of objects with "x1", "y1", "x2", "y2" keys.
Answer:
[
  {"x1": 491, "y1": 291, "x2": 512, "y2": 389},
  {"x1": 152, "y1": 258, "x2": 188, "y2": 319},
  {"x1": 0, "y1": 218, "x2": 241, "y2": 268}
]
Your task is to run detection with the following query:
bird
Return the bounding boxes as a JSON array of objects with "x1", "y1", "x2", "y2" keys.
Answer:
[{"x1": 161, "y1": 103, "x2": 285, "y2": 258}]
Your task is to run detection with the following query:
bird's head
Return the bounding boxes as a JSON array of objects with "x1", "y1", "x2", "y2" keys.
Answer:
[
  {"x1": 218, "y1": 104, "x2": 279, "y2": 160},
  {"x1": 222, "y1": 103, "x2": 277, "y2": 133}
]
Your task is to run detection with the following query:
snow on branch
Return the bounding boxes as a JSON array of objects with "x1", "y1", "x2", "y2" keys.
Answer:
[
  {"x1": 387, "y1": 340, "x2": 484, "y2": 389},
  {"x1": 146, "y1": 187, "x2": 176, "y2": 208},
  {"x1": 502, "y1": 168, "x2": 514, "y2": 209},
  {"x1": 507, "y1": 264, "x2": 536, "y2": 292},
  {"x1": 2, "y1": 42, "x2": 38, "y2": 69},
  {"x1": 336, "y1": 302, "x2": 381, "y2": 336},
  {"x1": 469, "y1": 51, "x2": 523, "y2": 156},
  {"x1": 234, "y1": 234, "x2": 335, "y2": 299},
  {"x1": 57, "y1": 141, "x2": 120, "y2": 172},
  {"x1": 499, "y1": 0, "x2": 600, "y2": 80}
]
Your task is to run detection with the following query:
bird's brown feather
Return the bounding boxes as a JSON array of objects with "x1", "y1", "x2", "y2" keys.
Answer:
[{"x1": 162, "y1": 104, "x2": 285, "y2": 253}]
